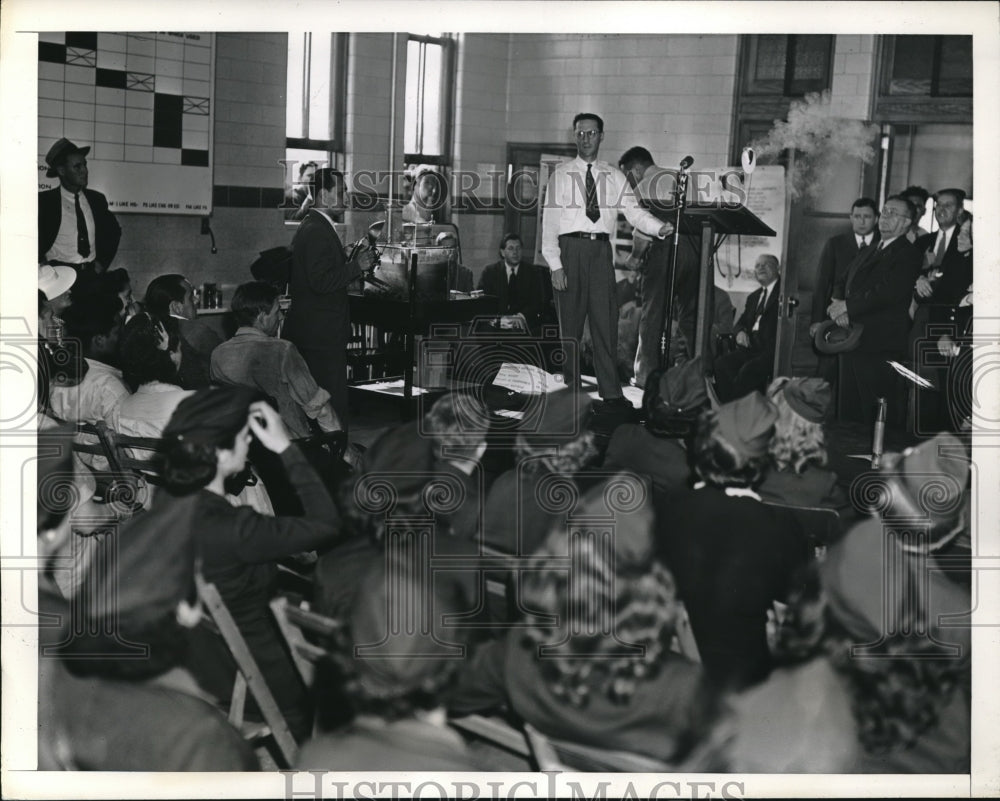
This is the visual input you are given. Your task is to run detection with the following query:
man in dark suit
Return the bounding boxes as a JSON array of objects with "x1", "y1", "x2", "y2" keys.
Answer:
[
  {"x1": 476, "y1": 233, "x2": 554, "y2": 334},
  {"x1": 909, "y1": 188, "x2": 973, "y2": 432},
  {"x1": 282, "y1": 168, "x2": 374, "y2": 430},
  {"x1": 713, "y1": 254, "x2": 781, "y2": 402},
  {"x1": 827, "y1": 195, "x2": 923, "y2": 427},
  {"x1": 809, "y1": 197, "x2": 880, "y2": 393},
  {"x1": 38, "y1": 138, "x2": 121, "y2": 273}
]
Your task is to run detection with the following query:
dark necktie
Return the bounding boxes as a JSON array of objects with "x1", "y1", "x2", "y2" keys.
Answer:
[
  {"x1": 507, "y1": 268, "x2": 519, "y2": 311},
  {"x1": 585, "y1": 164, "x2": 600, "y2": 223},
  {"x1": 75, "y1": 193, "x2": 91, "y2": 259},
  {"x1": 756, "y1": 288, "x2": 768, "y2": 319},
  {"x1": 933, "y1": 231, "x2": 947, "y2": 266}
]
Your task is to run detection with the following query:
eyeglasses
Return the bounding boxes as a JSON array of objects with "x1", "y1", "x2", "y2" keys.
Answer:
[
  {"x1": 879, "y1": 207, "x2": 911, "y2": 220},
  {"x1": 575, "y1": 130, "x2": 601, "y2": 140}
]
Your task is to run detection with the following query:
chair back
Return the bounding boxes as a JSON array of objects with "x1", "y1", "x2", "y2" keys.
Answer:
[
  {"x1": 197, "y1": 576, "x2": 299, "y2": 767},
  {"x1": 523, "y1": 721, "x2": 673, "y2": 772},
  {"x1": 269, "y1": 596, "x2": 342, "y2": 688},
  {"x1": 761, "y1": 500, "x2": 841, "y2": 548}
]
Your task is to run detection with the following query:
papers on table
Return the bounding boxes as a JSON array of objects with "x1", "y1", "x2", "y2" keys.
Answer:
[{"x1": 492, "y1": 362, "x2": 566, "y2": 395}]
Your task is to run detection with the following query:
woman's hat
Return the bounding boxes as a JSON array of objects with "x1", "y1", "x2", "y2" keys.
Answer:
[{"x1": 38, "y1": 264, "x2": 77, "y2": 301}]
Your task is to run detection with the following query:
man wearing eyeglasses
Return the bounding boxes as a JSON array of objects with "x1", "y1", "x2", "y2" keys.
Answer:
[
  {"x1": 909, "y1": 189, "x2": 973, "y2": 432},
  {"x1": 826, "y1": 195, "x2": 923, "y2": 427},
  {"x1": 541, "y1": 113, "x2": 673, "y2": 408}
]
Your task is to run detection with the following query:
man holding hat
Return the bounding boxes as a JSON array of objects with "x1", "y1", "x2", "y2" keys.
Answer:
[
  {"x1": 825, "y1": 194, "x2": 923, "y2": 427},
  {"x1": 39, "y1": 138, "x2": 121, "y2": 273}
]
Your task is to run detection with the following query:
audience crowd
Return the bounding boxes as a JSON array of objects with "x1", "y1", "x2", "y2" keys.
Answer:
[{"x1": 32, "y1": 179, "x2": 973, "y2": 774}]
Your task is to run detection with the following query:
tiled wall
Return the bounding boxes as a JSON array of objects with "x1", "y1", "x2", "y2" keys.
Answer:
[
  {"x1": 117, "y1": 33, "x2": 291, "y2": 301},
  {"x1": 506, "y1": 35, "x2": 739, "y2": 174},
  {"x1": 107, "y1": 32, "x2": 877, "y2": 301}
]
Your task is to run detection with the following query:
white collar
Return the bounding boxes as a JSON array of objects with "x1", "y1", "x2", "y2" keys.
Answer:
[
  {"x1": 693, "y1": 481, "x2": 762, "y2": 501},
  {"x1": 59, "y1": 185, "x2": 83, "y2": 199}
]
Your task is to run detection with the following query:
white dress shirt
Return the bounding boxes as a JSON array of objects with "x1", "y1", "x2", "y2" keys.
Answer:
[
  {"x1": 855, "y1": 234, "x2": 872, "y2": 249},
  {"x1": 751, "y1": 280, "x2": 777, "y2": 332},
  {"x1": 541, "y1": 156, "x2": 665, "y2": 273},
  {"x1": 46, "y1": 186, "x2": 96, "y2": 264}
]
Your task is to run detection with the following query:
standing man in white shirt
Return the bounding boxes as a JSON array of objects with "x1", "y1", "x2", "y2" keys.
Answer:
[
  {"x1": 38, "y1": 138, "x2": 122, "y2": 274},
  {"x1": 541, "y1": 114, "x2": 673, "y2": 408}
]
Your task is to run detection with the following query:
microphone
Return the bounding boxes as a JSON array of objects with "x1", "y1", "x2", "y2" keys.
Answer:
[{"x1": 679, "y1": 155, "x2": 694, "y2": 170}]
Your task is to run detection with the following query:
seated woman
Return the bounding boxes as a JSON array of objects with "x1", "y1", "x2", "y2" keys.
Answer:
[
  {"x1": 654, "y1": 392, "x2": 809, "y2": 691},
  {"x1": 113, "y1": 313, "x2": 272, "y2": 514},
  {"x1": 113, "y1": 312, "x2": 191, "y2": 439},
  {"x1": 36, "y1": 426, "x2": 258, "y2": 772},
  {"x1": 313, "y1": 392, "x2": 489, "y2": 622},
  {"x1": 757, "y1": 376, "x2": 850, "y2": 520},
  {"x1": 157, "y1": 388, "x2": 342, "y2": 742},
  {"x1": 449, "y1": 474, "x2": 720, "y2": 766},
  {"x1": 483, "y1": 388, "x2": 598, "y2": 556},
  {"x1": 298, "y1": 552, "x2": 485, "y2": 771},
  {"x1": 400, "y1": 164, "x2": 443, "y2": 223},
  {"x1": 719, "y1": 468, "x2": 971, "y2": 773}
]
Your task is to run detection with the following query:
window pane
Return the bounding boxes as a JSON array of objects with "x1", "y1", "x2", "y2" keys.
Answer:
[
  {"x1": 938, "y1": 35, "x2": 972, "y2": 96},
  {"x1": 890, "y1": 35, "x2": 935, "y2": 95},
  {"x1": 789, "y1": 35, "x2": 832, "y2": 94},
  {"x1": 286, "y1": 33, "x2": 305, "y2": 138},
  {"x1": 421, "y1": 43, "x2": 443, "y2": 157},
  {"x1": 754, "y1": 35, "x2": 787, "y2": 81},
  {"x1": 404, "y1": 39, "x2": 421, "y2": 153},
  {"x1": 308, "y1": 34, "x2": 332, "y2": 140}
]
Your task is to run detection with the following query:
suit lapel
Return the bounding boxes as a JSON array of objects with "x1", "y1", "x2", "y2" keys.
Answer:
[{"x1": 845, "y1": 244, "x2": 881, "y2": 295}]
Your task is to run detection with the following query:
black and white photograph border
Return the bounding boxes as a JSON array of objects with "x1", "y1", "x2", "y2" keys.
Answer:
[{"x1": 2, "y1": 1, "x2": 999, "y2": 798}]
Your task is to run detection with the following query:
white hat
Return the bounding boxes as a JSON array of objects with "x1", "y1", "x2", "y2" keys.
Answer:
[{"x1": 38, "y1": 264, "x2": 77, "y2": 301}]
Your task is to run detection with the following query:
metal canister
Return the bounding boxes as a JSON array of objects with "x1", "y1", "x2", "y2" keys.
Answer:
[{"x1": 871, "y1": 397, "x2": 887, "y2": 469}]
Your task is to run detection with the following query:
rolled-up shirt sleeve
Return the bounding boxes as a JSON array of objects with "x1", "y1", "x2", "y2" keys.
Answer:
[
  {"x1": 282, "y1": 345, "x2": 332, "y2": 420},
  {"x1": 616, "y1": 169, "x2": 667, "y2": 238},
  {"x1": 540, "y1": 169, "x2": 565, "y2": 273}
]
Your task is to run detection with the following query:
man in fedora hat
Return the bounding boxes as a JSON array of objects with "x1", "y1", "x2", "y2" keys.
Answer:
[
  {"x1": 38, "y1": 138, "x2": 121, "y2": 273},
  {"x1": 826, "y1": 195, "x2": 922, "y2": 428}
]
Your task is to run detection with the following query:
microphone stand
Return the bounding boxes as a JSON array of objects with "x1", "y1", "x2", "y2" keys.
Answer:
[{"x1": 659, "y1": 159, "x2": 691, "y2": 370}]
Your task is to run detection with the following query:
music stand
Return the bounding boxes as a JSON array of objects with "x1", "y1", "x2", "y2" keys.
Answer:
[{"x1": 648, "y1": 202, "x2": 776, "y2": 367}]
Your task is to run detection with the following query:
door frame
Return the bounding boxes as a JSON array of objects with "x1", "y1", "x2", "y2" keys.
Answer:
[{"x1": 504, "y1": 142, "x2": 576, "y2": 264}]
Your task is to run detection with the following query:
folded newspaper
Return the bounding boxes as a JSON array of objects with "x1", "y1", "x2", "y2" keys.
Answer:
[{"x1": 492, "y1": 362, "x2": 566, "y2": 395}]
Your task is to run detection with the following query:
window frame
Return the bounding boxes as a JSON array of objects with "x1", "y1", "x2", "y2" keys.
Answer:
[
  {"x1": 741, "y1": 34, "x2": 834, "y2": 98},
  {"x1": 402, "y1": 33, "x2": 456, "y2": 167},
  {"x1": 872, "y1": 35, "x2": 972, "y2": 124},
  {"x1": 285, "y1": 32, "x2": 349, "y2": 154}
]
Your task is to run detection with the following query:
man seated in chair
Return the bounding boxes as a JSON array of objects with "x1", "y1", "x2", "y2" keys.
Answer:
[
  {"x1": 477, "y1": 233, "x2": 555, "y2": 336},
  {"x1": 712, "y1": 254, "x2": 780, "y2": 403},
  {"x1": 211, "y1": 281, "x2": 342, "y2": 440}
]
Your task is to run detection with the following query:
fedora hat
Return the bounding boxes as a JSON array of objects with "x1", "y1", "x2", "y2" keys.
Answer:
[
  {"x1": 813, "y1": 318, "x2": 864, "y2": 354},
  {"x1": 44, "y1": 138, "x2": 90, "y2": 178}
]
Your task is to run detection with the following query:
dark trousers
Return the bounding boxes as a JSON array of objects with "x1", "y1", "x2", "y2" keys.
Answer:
[
  {"x1": 634, "y1": 238, "x2": 699, "y2": 388},
  {"x1": 838, "y1": 351, "x2": 905, "y2": 428},
  {"x1": 554, "y1": 236, "x2": 620, "y2": 399}
]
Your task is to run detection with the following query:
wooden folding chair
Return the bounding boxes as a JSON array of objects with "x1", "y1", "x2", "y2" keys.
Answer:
[
  {"x1": 196, "y1": 576, "x2": 299, "y2": 767},
  {"x1": 522, "y1": 721, "x2": 673, "y2": 772},
  {"x1": 761, "y1": 499, "x2": 841, "y2": 555},
  {"x1": 268, "y1": 596, "x2": 342, "y2": 689}
]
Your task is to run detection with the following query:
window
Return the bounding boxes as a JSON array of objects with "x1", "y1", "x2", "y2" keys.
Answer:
[
  {"x1": 283, "y1": 33, "x2": 347, "y2": 223},
  {"x1": 403, "y1": 34, "x2": 455, "y2": 165},
  {"x1": 742, "y1": 35, "x2": 834, "y2": 97},
  {"x1": 880, "y1": 35, "x2": 972, "y2": 98}
]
